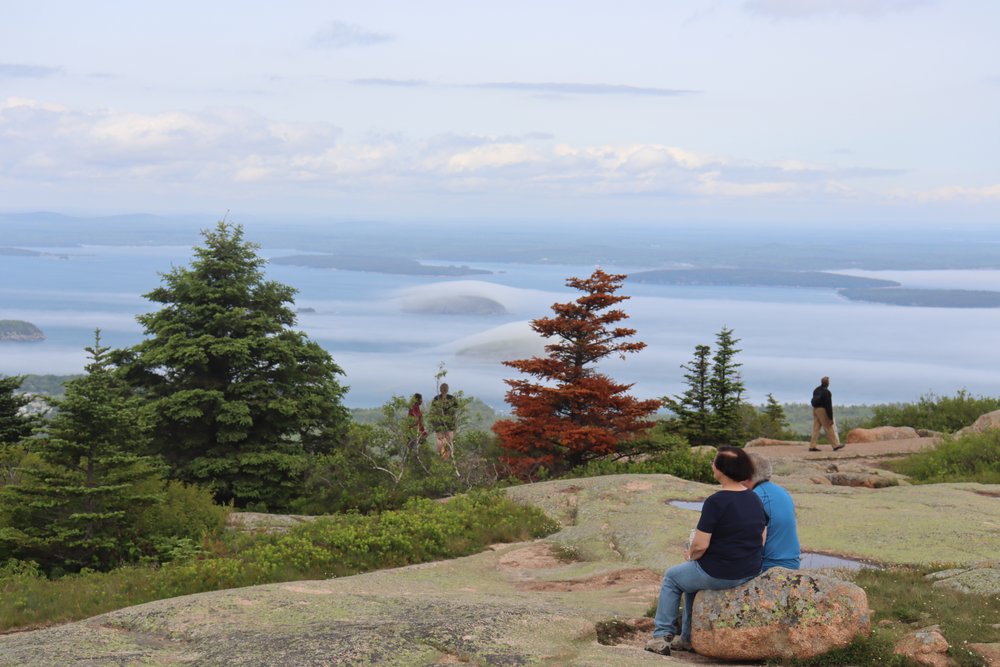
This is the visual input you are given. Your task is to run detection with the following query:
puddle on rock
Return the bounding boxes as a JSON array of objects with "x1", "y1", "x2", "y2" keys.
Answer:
[
  {"x1": 801, "y1": 552, "x2": 876, "y2": 570},
  {"x1": 668, "y1": 500, "x2": 705, "y2": 511},
  {"x1": 668, "y1": 501, "x2": 877, "y2": 570}
]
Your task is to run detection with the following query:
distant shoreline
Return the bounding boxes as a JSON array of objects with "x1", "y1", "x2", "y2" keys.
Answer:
[
  {"x1": 838, "y1": 287, "x2": 1000, "y2": 308},
  {"x1": 629, "y1": 268, "x2": 899, "y2": 289},
  {"x1": 271, "y1": 254, "x2": 492, "y2": 277}
]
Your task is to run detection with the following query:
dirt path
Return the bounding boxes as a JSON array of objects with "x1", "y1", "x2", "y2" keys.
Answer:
[{"x1": 749, "y1": 436, "x2": 939, "y2": 462}]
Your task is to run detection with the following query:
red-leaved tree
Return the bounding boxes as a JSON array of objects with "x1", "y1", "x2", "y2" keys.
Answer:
[{"x1": 493, "y1": 269, "x2": 661, "y2": 478}]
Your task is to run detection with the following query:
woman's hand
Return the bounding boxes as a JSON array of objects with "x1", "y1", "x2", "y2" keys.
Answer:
[{"x1": 687, "y1": 530, "x2": 711, "y2": 561}]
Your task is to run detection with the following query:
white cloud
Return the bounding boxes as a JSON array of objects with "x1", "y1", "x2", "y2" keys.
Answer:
[
  {"x1": 743, "y1": 0, "x2": 933, "y2": 19},
  {"x1": 0, "y1": 98, "x2": 925, "y2": 205},
  {"x1": 909, "y1": 184, "x2": 1000, "y2": 202},
  {"x1": 0, "y1": 63, "x2": 61, "y2": 78},
  {"x1": 308, "y1": 21, "x2": 392, "y2": 49},
  {"x1": 445, "y1": 143, "x2": 543, "y2": 172}
]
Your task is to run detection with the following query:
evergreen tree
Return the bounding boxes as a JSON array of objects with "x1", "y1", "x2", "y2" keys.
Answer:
[
  {"x1": 672, "y1": 344, "x2": 713, "y2": 445},
  {"x1": 115, "y1": 222, "x2": 349, "y2": 508},
  {"x1": 0, "y1": 332, "x2": 163, "y2": 573},
  {"x1": 708, "y1": 326, "x2": 746, "y2": 446},
  {"x1": 761, "y1": 393, "x2": 790, "y2": 438},
  {"x1": 493, "y1": 269, "x2": 661, "y2": 478},
  {"x1": 0, "y1": 375, "x2": 36, "y2": 445}
]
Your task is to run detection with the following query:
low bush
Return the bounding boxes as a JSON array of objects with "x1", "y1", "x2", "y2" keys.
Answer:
[
  {"x1": 887, "y1": 429, "x2": 1000, "y2": 484},
  {"x1": 862, "y1": 390, "x2": 1000, "y2": 434},
  {"x1": 0, "y1": 490, "x2": 557, "y2": 632},
  {"x1": 568, "y1": 430, "x2": 716, "y2": 484},
  {"x1": 294, "y1": 428, "x2": 511, "y2": 515}
]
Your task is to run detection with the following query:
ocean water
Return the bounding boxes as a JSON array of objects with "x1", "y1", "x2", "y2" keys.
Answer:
[{"x1": 3, "y1": 245, "x2": 1000, "y2": 408}]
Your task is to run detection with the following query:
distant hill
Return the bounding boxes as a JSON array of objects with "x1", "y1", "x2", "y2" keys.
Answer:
[
  {"x1": 629, "y1": 268, "x2": 899, "y2": 289},
  {"x1": 838, "y1": 287, "x2": 1000, "y2": 308},
  {"x1": 16, "y1": 374, "x2": 81, "y2": 396},
  {"x1": 271, "y1": 254, "x2": 492, "y2": 277},
  {"x1": 0, "y1": 320, "x2": 44, "y2": 342}
]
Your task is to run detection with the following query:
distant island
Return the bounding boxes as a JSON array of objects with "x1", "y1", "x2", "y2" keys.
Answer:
[
  {"x1": 629, "y1": 268, "x2": 899, "y2": 289},
  {"x1": 402, "y1": 296, "x2": 507, "y2": 316},
  {"x1": 271, "y1": 254, "x2": 491, "y2": 277},
  {"x1": 838, "y1": 288, "x2": 1000, "y2": 308},
  {"x1": 0, "y1": 320, "x2": 45, "y2": 342}
]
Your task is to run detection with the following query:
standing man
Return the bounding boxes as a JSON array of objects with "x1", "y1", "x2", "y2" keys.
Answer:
[
  {"x1": 809, "y1": 376, "x2": 843, "y2": 451},
  {"x1": 745, "y1": 452, "x2": 800, "y2": 571},
  {"x1": 430, "y1": 383, "x2": 458, "y2": 459}
]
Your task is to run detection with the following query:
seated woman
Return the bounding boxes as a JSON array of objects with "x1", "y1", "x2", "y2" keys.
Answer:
[{"x1": 646, "y1": 446, "x2": 767, "y2": 656}]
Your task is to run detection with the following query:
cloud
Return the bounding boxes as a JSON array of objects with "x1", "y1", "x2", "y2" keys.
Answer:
[
  {"x1": 351, "y1": 78, "x2": 696, "y2": 97},
  {"x1": 352, "y1": 78, "x2": 427, "y2": 87},
  {"x1": 909, "y1": 184, "x2": 1000, "y2": 202},
  {"x1": 309, "y1": 21, "x2": 392, "y2": 49},
  {"x1": 743, "y1": 0, "x2": 933, "y2": 19},
  {"x1": 467, "y1": 82, "x2": 697, "y2": 97},
  {"x1": 0, "y1": 97, "x2": 912, "y2": 204},
  {"x1": 0, "y1": 63, "x2": 61, "y2": 78}
]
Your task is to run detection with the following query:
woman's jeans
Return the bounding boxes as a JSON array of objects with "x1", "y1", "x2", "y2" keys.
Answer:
[{"x1": 653, "y1": 560, "x2": 755, "y2": 642}]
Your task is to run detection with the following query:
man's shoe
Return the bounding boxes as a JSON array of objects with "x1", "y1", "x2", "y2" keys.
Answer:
[
  {"x1": 645, "y1": 635, "x2": 672, "y2": 655},
  {"x1": 670, "y1": 636, "x2": 694, "y2": 652},
  {"x1": 808, "y1": 447, "x2": 820, "y2": 452},
  {"x1": 833, "y1": 445, "x2": 845, "y2": 451}
]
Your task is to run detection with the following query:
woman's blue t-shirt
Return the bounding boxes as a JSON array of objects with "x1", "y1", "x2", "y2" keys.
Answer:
[{"x1": 696, "y1": 489, "x2": 766, "y2": 579}]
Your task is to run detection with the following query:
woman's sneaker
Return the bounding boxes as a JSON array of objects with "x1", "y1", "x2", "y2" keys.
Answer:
[{"x1": 644, "y1": 635, "x2": 672, "y2": 655}]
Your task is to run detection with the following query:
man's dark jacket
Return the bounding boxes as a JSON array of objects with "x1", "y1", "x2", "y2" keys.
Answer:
[{"x1": 811, "y1": 385, "x2": 833, "y2": 419}]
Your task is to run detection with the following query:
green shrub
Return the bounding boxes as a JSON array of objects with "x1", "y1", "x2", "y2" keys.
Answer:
[
  {"x1": 863, "y1": 390, "x2": 1000, "y2": 433},
  {"x1": 565, "y1": 429, "x2": 715, "y2": 484},
  {"x1": 0, "y1": 490, "x2": 557, "y2": 632},
  {"x1": 294, "y1": 428, "x2": 511, "y2": 515},
  {"x1": 888, "y1": 429, "x2": 1000, "y2": 484},
  {"x1": 136, "y1": 480, "x2": 229, "y2": 542}
]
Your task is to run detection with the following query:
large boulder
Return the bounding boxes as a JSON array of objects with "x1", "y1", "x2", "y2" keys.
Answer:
[
  {"x1": 845, "y1": 426, "x2": 919, "y2": 443},
  {"x1": 690, "y1": 568, "x2": 871, "y2": 661},
  {"x1": 955, "y1": 409, "x2": 1000, "y2": 437}
]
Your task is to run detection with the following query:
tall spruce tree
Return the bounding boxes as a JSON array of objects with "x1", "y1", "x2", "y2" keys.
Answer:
[
  {"x1": 115, "y1": 222, "x2": 349, "y2": 508},
  {"x1": 0, "y1": 332, "x2": 163, "y2": 573},
  {"x1": 708, "y1": 326, "x2": 746, "y2": 446},
  {"x1": 673, "y1": 344, "x2": 713, "y2": 445},
  {"x1": 493, "y1": 269, "x2": 661, "y2": 478},
  {"x1": 0, "y1": 375, "x2": 36, "y2": 445}
]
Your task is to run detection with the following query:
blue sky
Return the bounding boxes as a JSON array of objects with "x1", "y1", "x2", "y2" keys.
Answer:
[{"x1": 2, "y1": 0, "x2": 999, "y2": 224}]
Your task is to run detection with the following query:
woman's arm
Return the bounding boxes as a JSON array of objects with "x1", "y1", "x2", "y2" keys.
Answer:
[{"x1": 687, "y1": 530, "x2": 712, "y2": 561}]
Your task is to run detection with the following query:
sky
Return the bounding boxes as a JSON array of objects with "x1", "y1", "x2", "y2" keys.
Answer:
[{"x1": 2, "y1": 0, "x2": 999, "y2": 224}]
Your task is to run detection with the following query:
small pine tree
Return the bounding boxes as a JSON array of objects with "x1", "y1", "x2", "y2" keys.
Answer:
[
  {"x1": 708, "y1": 326, "x2": 746, "y2": 446},
  {"x1": 493, "y1": 269, "x2": 661, "y2": 478},
  {"x1": 0, "y1": 332, "x2": 164, "y2": 573},
  {"x1": 673, "y1": 344, "x2": 713, "y2": 445},
  {"x1": 761, "y1": 393, "x2": 791, "y2": 438}
]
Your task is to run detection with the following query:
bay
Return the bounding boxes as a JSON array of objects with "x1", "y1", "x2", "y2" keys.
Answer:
[{"x1": 3, "y1": 245, "x2": 1000, "y2": 408}]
